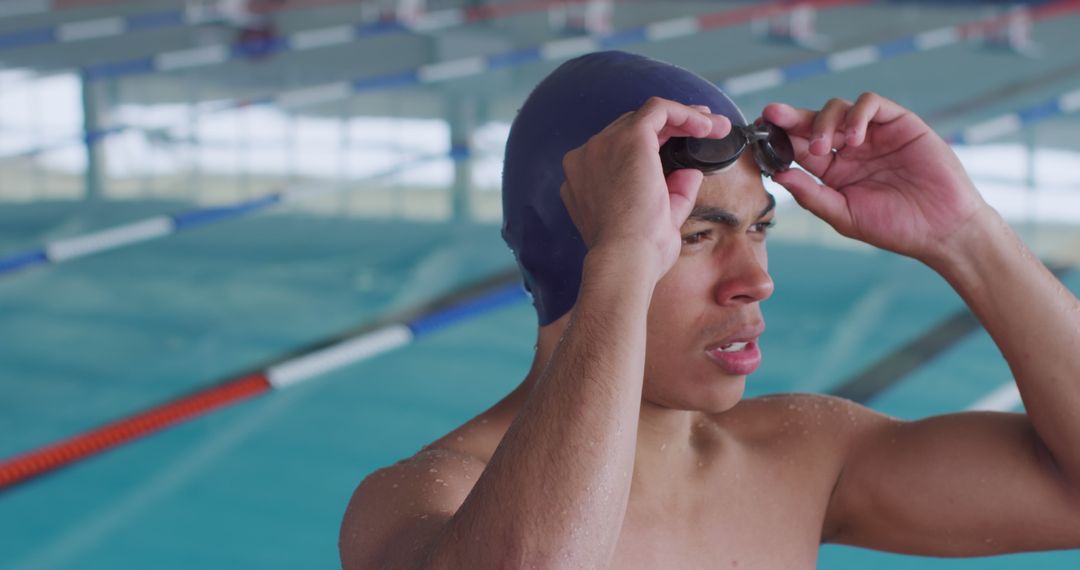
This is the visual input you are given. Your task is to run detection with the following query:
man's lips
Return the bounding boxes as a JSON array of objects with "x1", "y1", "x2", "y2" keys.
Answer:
[
  {"x1": 705, "y1": 340, "x2": 761, "y2": 375},
  {"x1": 704, "y1": 323, "x2": 765, "y2": 353},
  {"x1": 703, "y1": 323, "x2": 764, "y2": 375}
]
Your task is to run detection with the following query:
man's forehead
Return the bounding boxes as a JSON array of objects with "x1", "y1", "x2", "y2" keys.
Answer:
[{"x1": 694, "y1": 170, "x2": 774, "y2": 212}]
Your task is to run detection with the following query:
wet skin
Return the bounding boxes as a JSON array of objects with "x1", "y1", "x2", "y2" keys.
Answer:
[
  {"x1": 340, "y1": 94, "x2": 1080, "y2": 569},
  {"x1": 351, "y1": 156, "x2": 864, "y2": 568}
]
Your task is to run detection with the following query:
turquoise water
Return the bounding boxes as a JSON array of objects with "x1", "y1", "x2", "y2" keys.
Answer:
[
  {"x1": 3, "y1": 1, "x2": 1080, "y2": 567},
  {"x1": 2, "y1": 201, "x2": 1078, "y2": 568}
]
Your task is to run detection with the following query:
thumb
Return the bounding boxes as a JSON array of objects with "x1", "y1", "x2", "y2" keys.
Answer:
[
  {"x1": 666, "y1": 168, "x2": 703, "y2": 228},
  {"x1": 772, "y1": 168, "x2": 852, "y2": 233}
]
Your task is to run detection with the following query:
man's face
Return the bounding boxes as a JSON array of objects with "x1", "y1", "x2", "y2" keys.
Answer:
[{"x1": 643, "y1": 153, "x2": 776, "y2": 413}]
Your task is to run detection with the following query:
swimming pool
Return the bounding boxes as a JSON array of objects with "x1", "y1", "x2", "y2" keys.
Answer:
[{"x1": 2, "y1": 0, "x2": 1080, "y2": 567}]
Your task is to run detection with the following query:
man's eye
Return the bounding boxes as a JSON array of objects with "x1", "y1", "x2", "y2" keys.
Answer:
[
  {"x1": 682, "y1": 231, "x2": 710, "y2": 245},
  {"x1": 751, "y1": 220, "x2": 776, "y2": 235}
]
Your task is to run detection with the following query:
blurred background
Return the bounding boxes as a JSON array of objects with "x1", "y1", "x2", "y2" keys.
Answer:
[{"x1": 1, "y1": 0, "x2": 1079, "y2": 568}]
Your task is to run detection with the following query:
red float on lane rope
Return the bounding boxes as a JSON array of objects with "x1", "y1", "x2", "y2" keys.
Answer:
[{"x1": 0, "y1": 373, "x2": 271, "y2": 491}]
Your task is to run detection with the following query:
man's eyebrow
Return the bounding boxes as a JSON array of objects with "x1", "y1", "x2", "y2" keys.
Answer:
[
  {"x1": 687, "y1": 192, "x2": 776, "y2": 227},
  {"x1": 759, "y1": 192, "x2": 776, "y2": 219}
]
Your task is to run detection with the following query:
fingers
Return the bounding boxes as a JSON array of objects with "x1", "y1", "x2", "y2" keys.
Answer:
[
  {"x1": 763, "y1": 92, "x2": 909, "y2": 152},
  {"x1": 665, "y1": 167, "x2": 703, "y2": 227},
  {"x1": 770, "y1": 168, "x2": 852, "y2": 235},
  {"x1": 809, "y1": 98, "x2": 851, "y2": 156},
  {"x1": 842, "y1": 91, "x2": 908, "y2": 146},
  {"x1": 761, "y1": 102, "x2": 815, "y2": 138},
  {"x1": 784, "y1": 127, "x2": 836, "y2": 179},
  {"x1": 759, "y1": 102, "x2": 835, "y2": 177},
  {"x1": 841, "y1": 93, "x2": 877, "y2": 147},
  {"x1": 634, "y1": 97, "x2": 732, "y2": 145}
]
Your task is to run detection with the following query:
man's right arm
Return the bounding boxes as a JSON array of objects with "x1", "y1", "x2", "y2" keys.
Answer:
[
  {"x1": 340, "y1": 98, "x2": 727, "y2": 569},
  {"x1": 422, "y1": 247, "x2": 658, "y2": 568},
  {"x1": 338, "y1": 250, "x2": 656, "y2": 570}
]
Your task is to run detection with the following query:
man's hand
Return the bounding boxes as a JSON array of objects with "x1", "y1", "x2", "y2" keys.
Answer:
[
  {"x1": 763, "y1": 93, "x2": 987, "y2": 262},
  {"x1": 560, "y1": 96, "x2": 731, "y2": 282}
]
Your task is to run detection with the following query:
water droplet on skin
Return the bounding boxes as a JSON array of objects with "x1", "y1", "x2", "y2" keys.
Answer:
[
  {"x1": 660, "y1": 443, "x2": 667, "y2": 452},
  {"x1": 429, "y1": 468, "x2": 438, "y2": 473},
  {"x1": 435, "y1": 479, "x2": 444, "y2": 483},
  {"x1": 392, "y1": 483, "x2": 398, "y2": 488},
  {"x1": 787, "y1": 404, "x2": 796, "y2": 410},
  {"x1": 456, "y1": 436, "x2": 464, "y2": 442}
]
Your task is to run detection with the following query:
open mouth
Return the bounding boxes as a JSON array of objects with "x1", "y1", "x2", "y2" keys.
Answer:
[{"x1": 705, "y1": 340, "x2": 761, "y2": 375}]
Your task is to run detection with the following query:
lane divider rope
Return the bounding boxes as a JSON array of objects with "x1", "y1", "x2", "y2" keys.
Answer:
[
  {"x1": 5, "y1": 70, "x2": 1080, "y2": 279},
  {"x1": 0, "y1": 152, "x2": 447, "y2": 276},
  {"x1": 0, "y1": 0, "x2": 131, "y2": 20},
  {"x1": 75, "y1": 0, "x2": 624, "y2": 80},
  {"x1": 5, "y1": 0, "x2": 862, "y2": 159},
  {"x1": 0, "y1": 0, "x2": 389, "y2": 45},
  {"x1": 17, "y1": 0, "x2": 1080, "y2": 159},
  {"x1": 718, "y1": 0, "x2": 1080, "y2": 96},
  {"x1": 0, "y1": 269, "x2": 527, "y2": 492}
]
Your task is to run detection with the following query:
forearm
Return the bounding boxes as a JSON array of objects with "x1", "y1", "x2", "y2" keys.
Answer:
[
  {"x1": 928, "y1": 206, "x2": 1080, "y2": 482},
  {"x1": 425, "y1": 247, "x2": 656, "y2": 569}
]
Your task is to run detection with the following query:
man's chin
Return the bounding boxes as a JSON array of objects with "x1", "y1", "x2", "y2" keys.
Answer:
[{"x1": 649, "y1": 376, "x2": 747, "y2": 413}]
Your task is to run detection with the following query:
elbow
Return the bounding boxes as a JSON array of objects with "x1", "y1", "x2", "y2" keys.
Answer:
[{"x1": 1032, "y1": 435, "x2": 1080, "y2": 508}]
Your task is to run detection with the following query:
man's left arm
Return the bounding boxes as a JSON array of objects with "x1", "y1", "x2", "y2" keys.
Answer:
[
  {"x1": 763, "y1": 92, "x2": 1080, "y2": 555},
  {"x1": 822, "y1": 209, "x2": 1080, "y2": 554},
  {"x1": 931, "y1": 203, "x2": 1080, "y2": 487}
]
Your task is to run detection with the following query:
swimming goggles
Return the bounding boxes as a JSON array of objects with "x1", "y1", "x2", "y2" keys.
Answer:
[{"x1": 660, "y1": 121, "x2": 794, "y2": 177}]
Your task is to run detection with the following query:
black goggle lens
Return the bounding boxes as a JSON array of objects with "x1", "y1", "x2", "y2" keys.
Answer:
[
  {"x1": 660, "y1": 121, "x2": 793, "y2": 177},
  {"x1": 683, "y1": 136, "x2": 746, "y2": 168},
  {"x1": 756, "y1": 122, "x2": 794, "y2": 176}
]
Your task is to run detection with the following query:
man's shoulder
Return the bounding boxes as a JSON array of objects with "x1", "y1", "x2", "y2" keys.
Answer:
[
  {"x1": 351, "y1": 429, "x2": 494, "y2": 510},
  {"x1": 362, "y1": 446, "x2": 488, "y2": 499},
  {"x1": 342, "y1": 413, "x2": 507, "y2": 531},
  {"x1": 725, "y1": 392, "x2": 897, "y2": 451},
  {"x1": 736, "y1": 391, "x2": 879, "y2": 417},
  {"x1": 340, "y1": 446, "x2": 487, "y2": 567}
]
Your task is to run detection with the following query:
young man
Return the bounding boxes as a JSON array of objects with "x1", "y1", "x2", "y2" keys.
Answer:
[{"x1": 340, "y1": 51, "x2": 1080, "y2": 568}]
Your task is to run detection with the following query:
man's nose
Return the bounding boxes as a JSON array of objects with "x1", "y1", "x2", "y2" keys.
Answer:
[{"x1": 714, "y1": 245, "x2": 774, "y2": 305}]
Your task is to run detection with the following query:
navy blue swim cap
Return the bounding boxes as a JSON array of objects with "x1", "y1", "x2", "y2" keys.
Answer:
[{"x1": 501, "y1": 50, "x2": 747, "y2": 326}]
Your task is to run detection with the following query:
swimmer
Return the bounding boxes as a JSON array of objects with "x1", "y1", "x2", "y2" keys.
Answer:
[{"x1": 340, "y1": 51, "x2": 1080, "y2": 568}]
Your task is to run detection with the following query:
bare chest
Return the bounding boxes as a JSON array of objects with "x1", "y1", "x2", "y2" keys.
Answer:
[{"x1": 610, "y1": 460, "x2": 829, "y2": 569}]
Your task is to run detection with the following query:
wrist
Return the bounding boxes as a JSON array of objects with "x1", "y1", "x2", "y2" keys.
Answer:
[
  {"x1": 923, "y1": 204, "x2": 1013, "y2": 285},
  {"x1": 579, "y1": 244, "x2": 663, "y2": 306},
  {"x1": 585, "y1": 240, "x2": 669, "y2": 284}
]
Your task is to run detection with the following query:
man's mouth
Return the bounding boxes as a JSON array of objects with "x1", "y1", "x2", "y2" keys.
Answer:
[
  {"x1": 703, "y1": 322, "x2": 764, "y2": 375},
  {"x1": 704, "y1": 340, "x2": 761, "y2": 375}
]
